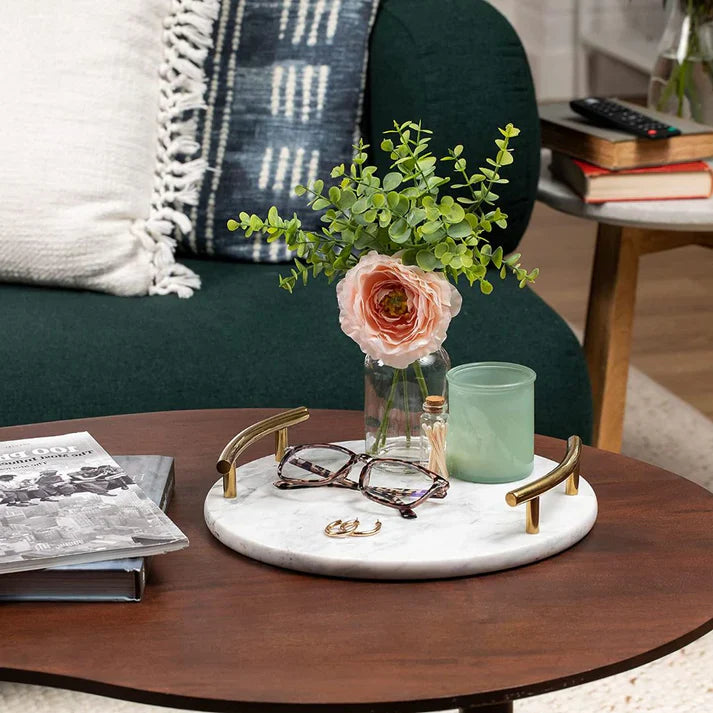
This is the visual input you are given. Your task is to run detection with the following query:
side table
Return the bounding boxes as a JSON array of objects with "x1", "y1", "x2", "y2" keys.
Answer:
[
  {"x1": 538, "y1": 149, "x2": 713, "y2": 451},
  {"x1": 1, "y1": 409, "x2": 713, "y2": 713}
]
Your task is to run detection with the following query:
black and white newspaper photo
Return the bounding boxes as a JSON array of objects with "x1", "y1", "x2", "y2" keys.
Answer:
[{"x1": 0, "y1": 432, "x2": 188, "y2": 574}]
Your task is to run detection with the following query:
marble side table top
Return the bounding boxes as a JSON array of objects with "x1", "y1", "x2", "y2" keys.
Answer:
[
  {"x1": 204, "y1": 440, "x2": 598, "y2": 580},
  {"x1": 538, "y1": 149, "x2": 713, "y2": 231}
]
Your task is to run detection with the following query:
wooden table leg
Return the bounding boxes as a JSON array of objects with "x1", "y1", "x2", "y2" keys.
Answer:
[{"x1": 584, "y1": 223, "x2": 641, "y2": 452}]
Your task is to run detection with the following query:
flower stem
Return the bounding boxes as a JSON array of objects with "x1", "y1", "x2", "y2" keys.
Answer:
[
  {"x1": 413, "y1": 361, "x2": 430, "y2": 401},
  {"x1": 402, "y1": 368, "x2": 411, "y2": 445},
  {"x1": 374, "y1": 368, "x2": 400, "y2": 453}
]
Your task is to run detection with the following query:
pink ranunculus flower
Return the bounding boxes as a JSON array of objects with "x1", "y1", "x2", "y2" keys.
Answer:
[{"x1": 336, "y1": 252, "x2": 462, "y2": 369}]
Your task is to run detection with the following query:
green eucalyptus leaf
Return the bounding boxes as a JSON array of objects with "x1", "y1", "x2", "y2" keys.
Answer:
[
  {"x1": 328, "y1": 186, "x2": 341, "y2": 204},
  {"x1": 383, "y1": 172, "x2": 403, "y2": 191},
  {"x1": 406, "y1": 208, "x2": 427, "y2": 227},
  {"x1": 416, "y1": 250, "x2": 438, "y2": 271},
  {"x1": 447, "y1": 220, "x2": 471, "y2": 238},
  {"x1": 312, "y1": 198, "x2": 330, "y2": 210},
  {"x1": 351, "y1": 197, "x2": 369, "y2": 214},
  {"x1": 388, "y1": 218, "x2": 411, "y2": 243},
  {"x1": 422, "y1": 226, "x2": 446, "y2": 243},
  {"x1": 338, "y1": 189, "x2": 356, "y2": 210},
  {"x1": 227, "y1": 219, "x2": 239, "y2": 231},
  {"x1": 480, "y1": 279, "x2": 493, "y2": 295},
  {"x1": 492, "y1": 245, "x2": 503, "y2": 269},
  {"x1": 354, "y1": 233, "x2": 375, "y2": 249},
  {"x1": 386, "y1": 191, "x2": 401, "y2": 210},
  {"x1": 401, "y1": 187, "x2": 423, "y2": 199},
  {"x1": 434, "y1": 242, "x2": 449, "y2": 259},
  {"x1": 425, "y1": 205, "x2": 440, "y2": 221},
  {"x1": 421, "y1": 220, "x2": 442, "y2": 235},
  {"x1": 400, "y1": 248, "x2": 418, "y2": 265},
  {"x1": 446, "y1": 204, "x2": 466, "y2": 223},
  {"x1": 417, "y1": 157, "x2": 437, "y2": 172}
]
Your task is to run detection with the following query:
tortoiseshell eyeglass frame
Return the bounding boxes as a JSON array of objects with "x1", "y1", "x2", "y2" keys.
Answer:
[{"x1": 274, "y1": 443, "x2": 449, "y2": 519}]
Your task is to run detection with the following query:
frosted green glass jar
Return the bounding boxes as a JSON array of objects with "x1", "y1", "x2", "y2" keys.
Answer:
[{"x1": 446, "y1": 362, "x2": 535, "y2": 484}]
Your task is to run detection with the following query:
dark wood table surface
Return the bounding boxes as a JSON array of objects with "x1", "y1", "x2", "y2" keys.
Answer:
[{"x1": 1, "y1": 409, "x2": 713, "y2": 713}]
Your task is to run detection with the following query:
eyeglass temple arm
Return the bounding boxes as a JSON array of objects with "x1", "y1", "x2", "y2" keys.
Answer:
[
  {"x1": 505, "y1": 435, "x2": 582, "y2": 535},
  {"x1": 216, "y1": 407, "x2": 310, "y2": 498}
]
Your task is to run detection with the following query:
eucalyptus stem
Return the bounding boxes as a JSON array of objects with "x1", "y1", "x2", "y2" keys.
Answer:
[{"x1": 374, "y1": 368, "x2": 400, "y2": 452}]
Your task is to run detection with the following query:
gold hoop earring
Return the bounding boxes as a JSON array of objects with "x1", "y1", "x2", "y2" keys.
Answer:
[
  {"x1": 324, "y1": 518, "x2": 359, "y2": 538},
  {"x1": 351, "y1": 520, "x2": 382, "y2": 537}
]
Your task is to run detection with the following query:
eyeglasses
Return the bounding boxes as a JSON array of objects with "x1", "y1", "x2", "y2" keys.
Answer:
[{"x1": 274, "y1": 443, "x2": 449, "y2": 519}]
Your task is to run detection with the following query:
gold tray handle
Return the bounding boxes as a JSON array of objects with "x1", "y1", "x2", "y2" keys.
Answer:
[
  {"x1": 216, "y1": 407, "x2": 310, "y2": 498},
  {"x1": 505, "y1": 435, "x2": 582, "y2": 534}
]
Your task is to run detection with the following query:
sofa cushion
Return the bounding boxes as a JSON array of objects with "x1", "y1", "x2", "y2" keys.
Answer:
[
  {"x1": 182, "y1": 0, "x2": 380, "y2": 262},
  {"x1": 0, "y1": 260, "x2": 592, "y2": 442},
  {"x1": 0, "y1": 0, "x2": 217, "y2": 297},
  {"x1": 366, "y1": 0, "x2": 540, "y2": 258}
]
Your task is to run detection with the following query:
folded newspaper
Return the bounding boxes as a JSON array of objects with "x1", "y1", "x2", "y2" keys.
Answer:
[{"x1": 0, "y1": 432, "x2": 188, "y2": 574}]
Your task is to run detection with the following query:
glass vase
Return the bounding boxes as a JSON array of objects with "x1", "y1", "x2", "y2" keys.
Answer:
[
  {"x1": 364, "y1": 348, "x2": 450, "y2": 461},
  {"x1": 648, "y1": 0, "x2": 713, "y2": 124}
]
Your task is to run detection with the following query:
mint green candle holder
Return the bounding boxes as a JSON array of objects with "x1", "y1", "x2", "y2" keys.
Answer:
[{"x1": 446, "y1": 362, "x2": 536, "y2": 484}]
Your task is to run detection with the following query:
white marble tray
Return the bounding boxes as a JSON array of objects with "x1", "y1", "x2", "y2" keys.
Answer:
[{"x1": 204, "y1": 440, "x2": 598, "y2": 580}]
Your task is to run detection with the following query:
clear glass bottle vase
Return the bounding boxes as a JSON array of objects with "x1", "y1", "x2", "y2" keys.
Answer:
[
  {"x1": 364, "y1": 348, "x2": 451, "y2": 460},
  {"x1": 648, "y1": 0, "x2": 713, "y2": 124}
]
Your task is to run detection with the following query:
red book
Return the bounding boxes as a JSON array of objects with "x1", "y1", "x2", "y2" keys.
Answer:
[{"x1": 550, "y1": 152, "x2": 713, "y2": 203}]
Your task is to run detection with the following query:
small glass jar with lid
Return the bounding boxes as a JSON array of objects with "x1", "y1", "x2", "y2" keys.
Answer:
[{"x1": 420, "y1": 395, "x2": 449, "y2": 479}]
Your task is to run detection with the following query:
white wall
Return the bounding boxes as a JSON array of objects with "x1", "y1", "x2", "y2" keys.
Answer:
[{"x1": 487, "y1": 0, "x2": 667, "y2": 101}]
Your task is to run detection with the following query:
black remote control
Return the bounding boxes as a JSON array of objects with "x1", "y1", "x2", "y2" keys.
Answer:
[{"x1": 570, "y1": 97, "x2": 681, "y2": 140}]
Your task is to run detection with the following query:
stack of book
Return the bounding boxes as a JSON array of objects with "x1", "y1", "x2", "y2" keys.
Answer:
[
  {"x1": 540, "y1": 100, "x2": 713, "y2": 204},
  {"x1": 0, "y1": 432, "x2": 188, "y2": 601}
]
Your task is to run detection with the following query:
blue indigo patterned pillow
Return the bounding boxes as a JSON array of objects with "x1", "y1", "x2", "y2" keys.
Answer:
[{"x1": 183, "y1": 0, "x2": 380, "y2": 262}]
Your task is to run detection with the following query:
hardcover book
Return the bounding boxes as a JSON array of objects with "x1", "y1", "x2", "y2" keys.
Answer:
[
  {"x1": 0, "y1": 432, "x2": 188, "y2": 575},
  {"x1": 540, "y1": 100, "x2": 713, "y2": 170},
  {"x1": 550, "y1": 152, "x2": 713, "y2": 204},
  {"x1": 0, "y1": 455, "x2": 175, "y2": 601}
]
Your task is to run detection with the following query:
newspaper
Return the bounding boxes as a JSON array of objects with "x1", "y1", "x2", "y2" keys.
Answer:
[{"x1": 0, "y1": 432, "x2": 188, "y2": 574}]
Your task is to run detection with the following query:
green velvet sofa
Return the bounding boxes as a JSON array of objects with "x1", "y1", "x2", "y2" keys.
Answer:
[{"x1": 0, "y1": 0, "x2": 593, "y2": 442}]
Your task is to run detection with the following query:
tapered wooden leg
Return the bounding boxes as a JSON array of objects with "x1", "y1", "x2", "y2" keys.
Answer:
[{"x1": 584, "y1": 223, "x2": 641, "y2": 452}]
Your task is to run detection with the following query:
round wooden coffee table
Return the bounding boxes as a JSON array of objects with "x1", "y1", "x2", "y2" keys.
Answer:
[{"x1": 1, "y1": 409, "x2": 712, "y2": 713}]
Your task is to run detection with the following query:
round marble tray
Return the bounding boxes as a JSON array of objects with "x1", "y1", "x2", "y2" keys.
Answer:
[{"x1": 204, "y1": 440, "x2": 598, "y2": 580}]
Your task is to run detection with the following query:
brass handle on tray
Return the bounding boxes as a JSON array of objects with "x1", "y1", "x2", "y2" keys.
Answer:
[
  {"x1": 505, "y1": 435, "x2": 582, "y2": 535},
  {"x1": 216, "y1": 407, "x2": 310, "y2": 498}
]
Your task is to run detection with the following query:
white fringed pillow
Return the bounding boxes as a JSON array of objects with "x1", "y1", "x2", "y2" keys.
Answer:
[{"x1": 0, "y1": 0, "x2": 217, "y2": 297}]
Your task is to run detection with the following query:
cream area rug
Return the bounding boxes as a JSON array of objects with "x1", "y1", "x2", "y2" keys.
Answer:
[{"x1": 1, "y1": 366, "x2": 712, "y2": 713}]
